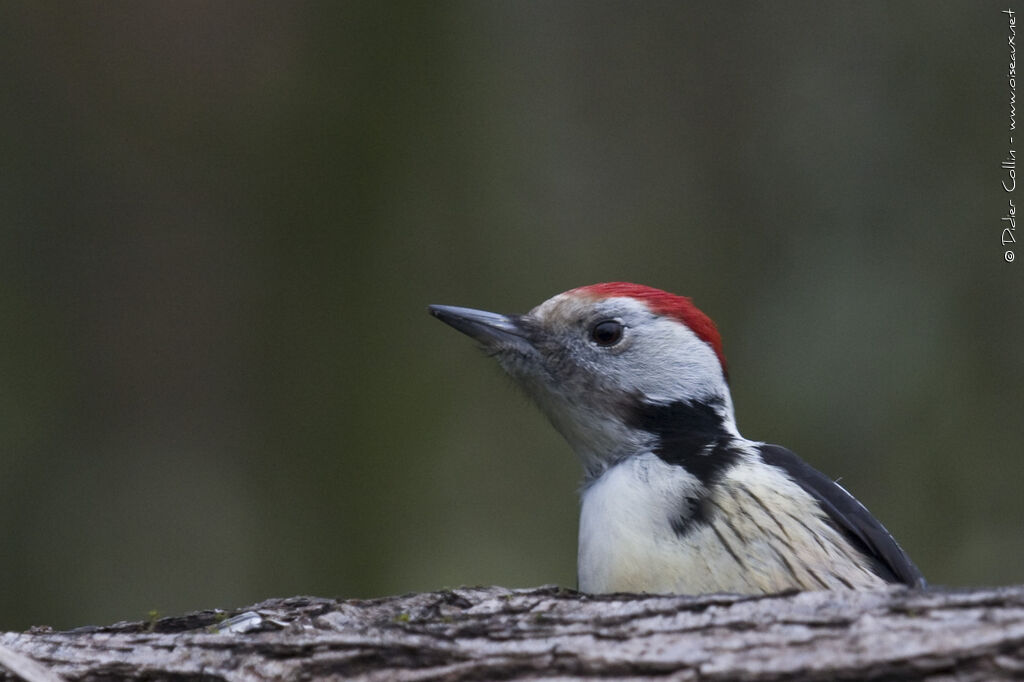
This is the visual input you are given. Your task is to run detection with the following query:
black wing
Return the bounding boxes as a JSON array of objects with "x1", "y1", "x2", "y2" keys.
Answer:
[{"x1": 759, "y1": 444, "x2": 926, "y2": 588}]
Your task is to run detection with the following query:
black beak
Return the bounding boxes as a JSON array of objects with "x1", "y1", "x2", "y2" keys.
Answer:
[{"x1": 428, "y1": 304, "x2": 533, "y2": 353}]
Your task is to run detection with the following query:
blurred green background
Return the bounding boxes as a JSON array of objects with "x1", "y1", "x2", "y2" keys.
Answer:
[{"x1": 1, "y1": 1, "x2": 1021, "y2": 630}]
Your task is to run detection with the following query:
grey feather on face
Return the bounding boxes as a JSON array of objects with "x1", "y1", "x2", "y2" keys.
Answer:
[{"x1": 487, "y1": 293, "x2": 734, "y2": 477}]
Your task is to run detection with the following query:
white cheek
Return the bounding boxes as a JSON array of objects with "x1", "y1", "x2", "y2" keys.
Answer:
[{"x1": 610, "y1": 316, "x2": 727, "y2": 405}]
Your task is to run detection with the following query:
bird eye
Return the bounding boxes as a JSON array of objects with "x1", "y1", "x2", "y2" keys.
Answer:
[{"x1": 591, "y1": 320, "x2": 624, "y2": 347}]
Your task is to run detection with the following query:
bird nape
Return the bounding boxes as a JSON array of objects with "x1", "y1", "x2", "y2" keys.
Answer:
[{"x1": 429, "y1": 282, "x2": 924, "y2": 595}]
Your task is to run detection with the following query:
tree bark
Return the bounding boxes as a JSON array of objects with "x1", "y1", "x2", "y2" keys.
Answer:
[{"x1": 2, "y1": 585, "x2": 1024, "y2": 681}]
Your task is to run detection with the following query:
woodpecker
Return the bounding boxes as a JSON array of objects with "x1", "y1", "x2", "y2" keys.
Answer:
[{"x1": 429, "y1": 282, "x2": 925, "y2": 595}]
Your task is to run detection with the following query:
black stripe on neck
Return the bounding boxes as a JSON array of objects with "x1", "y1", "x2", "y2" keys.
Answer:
[{"x1": 626, "y1": 398, "x2": 738, "y2": 488}]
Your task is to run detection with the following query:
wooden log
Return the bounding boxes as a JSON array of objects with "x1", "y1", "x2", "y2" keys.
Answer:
[{"x1": 2, "y1": 585, "x2": 1024, "y2": 681}]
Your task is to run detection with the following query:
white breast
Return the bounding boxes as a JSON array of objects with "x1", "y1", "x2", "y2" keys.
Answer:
[
  {"x1": 577, "y1": 452, "x2": 885, "y2": 594},
  {"x1": 578, "y1": 453, "x2": 707, "y2": 593}
]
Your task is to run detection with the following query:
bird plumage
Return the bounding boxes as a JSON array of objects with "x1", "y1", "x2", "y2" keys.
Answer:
[{"x1": 429, "y1": 282, "x2": 924, "y2": 594}]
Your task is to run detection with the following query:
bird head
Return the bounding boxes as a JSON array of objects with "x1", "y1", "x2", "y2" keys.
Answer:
[{"x1": 430, "y1": 283, "x2": 735, "y2": 479}]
